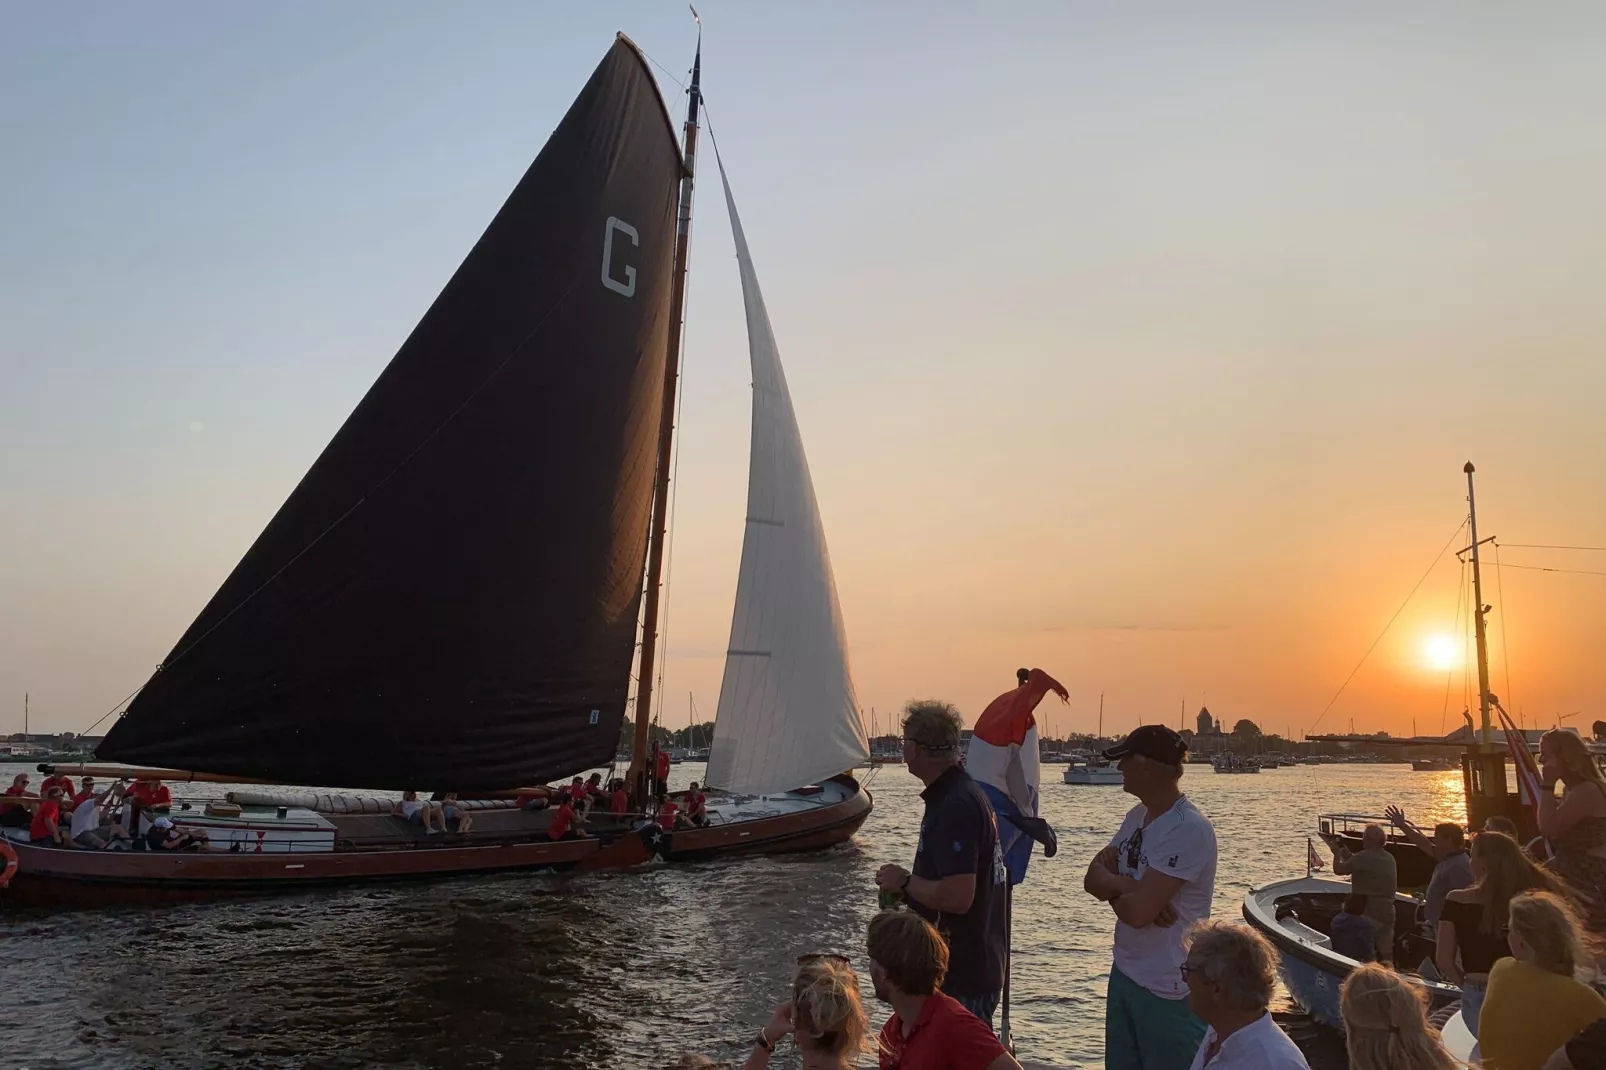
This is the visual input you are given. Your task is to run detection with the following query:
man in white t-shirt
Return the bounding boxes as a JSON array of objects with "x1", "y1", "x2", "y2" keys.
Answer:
[
  {"x1": 68, "y1": 784, "x2": 131, "y2": 850},
  {"x1": 1083, "y1": 725, "x2": 1218, "y2": 1070}
]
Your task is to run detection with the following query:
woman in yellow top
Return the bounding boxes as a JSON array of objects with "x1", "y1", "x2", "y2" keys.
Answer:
[{"x1": 1478, "y1": 890, "x2": 1606, "y2": 1070}]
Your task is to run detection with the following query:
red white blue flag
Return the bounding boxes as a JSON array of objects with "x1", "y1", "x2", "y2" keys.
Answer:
[
  {"x1": 965, "y1": 668, "x2": 1067, "y2": 885},
  {"x1": 1496, "y1": 705, "x2": 1546, "y2": 833}
]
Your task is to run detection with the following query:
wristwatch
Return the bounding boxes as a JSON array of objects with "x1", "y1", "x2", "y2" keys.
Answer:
[{"x1": 899, "y1": 872, "x2": 911, "y2": 892}]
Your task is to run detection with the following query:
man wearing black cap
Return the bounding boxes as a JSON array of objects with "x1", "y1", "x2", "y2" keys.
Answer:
[{"x1": 1082, "y1": 724, "x2": 1217, "y2": 1070}]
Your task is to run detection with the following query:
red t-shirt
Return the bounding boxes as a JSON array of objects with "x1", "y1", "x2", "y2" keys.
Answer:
[
  {"x1": 878, "y1": 992, "x2": 1006, "y2": 1070},
  {"x1": 41, "y1": 775, "x2": 75, "y2": 799},
  {"x1": 72, "y1": 788, "x2": 98, "y2": 806},
  {"x1": 654, "y1": 751, "x2": 670, "y2": 779},
  {"x1": 1, "y1": 785, "x2": 25, "y2": 812},
  {"x1": 656, "y1": 802, "x2": 679, "y2": 830},
  {"x1": 130, "y1": 783, "x2": 172, "y2": 808},
  {"x1": 683, "y1": 791, "x2": 706, "y2": 814},
  {"x1": 548, "y1": 802, "x2": 575, "y2": 841},
  {"x1": 30, "y1": 799, "x2": 60, "y2": 841},
  {"x1": 608, "y1": 789, "x2": 628, "y2": 815}
]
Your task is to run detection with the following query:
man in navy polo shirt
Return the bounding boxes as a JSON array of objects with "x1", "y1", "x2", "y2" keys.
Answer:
[{"x1": 876, "y1": 699, "x2": 1009, "y2": 1029}]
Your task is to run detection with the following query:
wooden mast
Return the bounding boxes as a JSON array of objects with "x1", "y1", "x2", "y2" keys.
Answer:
[{"x1": 628, "y1": 38, "x2": 702, "y2": 802}]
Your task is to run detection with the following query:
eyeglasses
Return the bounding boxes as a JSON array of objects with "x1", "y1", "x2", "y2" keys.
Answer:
[
  {"x1": 1125, "y1": 826, "x2": 1145, "y2": 872},
  {"x1": 1179, "y1": 962, "x2": 1201, "y2": 982}
]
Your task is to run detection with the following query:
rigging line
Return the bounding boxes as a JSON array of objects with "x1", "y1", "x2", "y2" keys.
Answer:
[
  {"x1": 78, "y1": 685, "x2": 146, "y2": 738},
  {"x1": 1497, "y1": 543, "x2": 1606, "y2": 552},
  {"x1": 1309, "y1": 516, "x2": 1468, "y2": 734},
  {"x1": 1441, "y1": 558, "x2": 1466, "y2": 736},
  {"x1": 146, "y1": 278, "x2": 585, "y2": 686},
  {"x1": 636, "y1": 45, "x2": 690, "y2": 94},
  {"x1": 1486, "y1": 561, "x2": 1606, "y2": 578},
  {"x1": 1494, "y1": 542, "x2": 1515, "y2": 716}
]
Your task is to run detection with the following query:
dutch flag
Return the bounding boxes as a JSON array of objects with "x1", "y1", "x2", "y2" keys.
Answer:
[{"x1": 964, "y1": 668, "x2": 1066, "y2": 885}]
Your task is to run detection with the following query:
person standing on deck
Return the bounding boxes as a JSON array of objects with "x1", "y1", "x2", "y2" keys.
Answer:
[
  {"x1": 1384, "y1": 807, "x2": 1473, "y2": 937},
  {"x1": 1083, "y1": 725, "x2": 1216, "y2": 1070},
  {"x1": 1326, "y1": 824, "x2": 1397, "y2": 964},
  {"x1": 874, "y1": 699, "x2": 1009, "y2": 1030},
  {"x1": 653, "y1": 742, "x2": 672, "y2": 806}
]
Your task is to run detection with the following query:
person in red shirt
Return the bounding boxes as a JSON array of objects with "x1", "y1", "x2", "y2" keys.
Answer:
[
  {"x1": 653, "y1": 745, "x2": 671, "y2": 803},
  {"x1": 656, "y1": 798, "x2": 680, "y2": 831},
  {"x1": 30, "y1": 786, "x2": 69, "y2": 847},
  {"x1": 868, "y1": 910, "x2": 1022, "y2": 1070},
  {"x1": 40, "y1": 772, "x2": 75, "y2": 800},
  {"x1": 607, "y1": 780, "x2": 629, "y2": 816},
  {"x1": 683, "y1": 782, "x2": 708, "y2": 828},
  {"x1": 71, "y1": 777, "x2": 99, "y2": 806},
  {"x1": 1, "y1": 774, "x2": 31, "y2": 828},
  {"x1": 547, "y1": 796, "x2": 588, "y2": 842},
  {"x1": 125, "y1": 777, "x2": 173, "y2": 841}
]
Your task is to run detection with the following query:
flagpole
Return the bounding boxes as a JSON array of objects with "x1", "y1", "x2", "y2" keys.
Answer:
[{"x1": 1000, "y1": 882, "x2": 1014, "y2": 1052}]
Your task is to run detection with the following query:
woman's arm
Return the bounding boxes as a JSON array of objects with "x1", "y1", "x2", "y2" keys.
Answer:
[
  {"x1": 1435, "y1": 919, "x2": 1463, "y2": 986},
  {"x1": 1538, "y1": 783, "x2": 1600, "y2": 840},
  {"x1": 741, "y1": 1004, "x2": 793, "y2": 1070}
]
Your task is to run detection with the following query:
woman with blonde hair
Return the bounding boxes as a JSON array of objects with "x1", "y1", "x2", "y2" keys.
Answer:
[
  {"x1": 1338, "y1": 964, "x2": 1459, "y2": 1070},
  {"x1": 1480, "y1": 890, "x2": 1606, "y2": 1070},
  {"x1": 1437, "y1": 830, "x2": 1568, "y2": 1036},
  {"x1": 743, "y1": 954, "x2": 869, "y2": 1070},
  {"x1": 1538, "y1": 728, "x2": 1606, "y2": 936}
]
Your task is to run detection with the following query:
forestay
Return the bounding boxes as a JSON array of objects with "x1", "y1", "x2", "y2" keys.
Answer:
[{"x1": 705, "y1": 159, "x2": 870, "y2": 796}]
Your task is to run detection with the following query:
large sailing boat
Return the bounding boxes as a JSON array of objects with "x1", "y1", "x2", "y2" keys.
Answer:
[{"x1": 13, "y1": 35, "x2": 870, "y2": 903}]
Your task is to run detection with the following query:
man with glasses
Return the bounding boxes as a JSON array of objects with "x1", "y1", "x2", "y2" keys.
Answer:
[
  {"x1": 874, "y1": 699, "x2": 1009, "y2": 1030},
  {"x1": 1082, "y1": 725, "x2": 1217, "y2": 1070}
]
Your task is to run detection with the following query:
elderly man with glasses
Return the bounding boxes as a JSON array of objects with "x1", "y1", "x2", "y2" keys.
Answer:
[
  {"x1": 1083, "y1": 725, "x2": 1218, "y2": 1070},
  {"x1": 1180, "y1": 921, "x2": 1309, "y2": 1069},
  {"x1": 874, "y1": 699, "x2": 1009, "y2": 1031}
]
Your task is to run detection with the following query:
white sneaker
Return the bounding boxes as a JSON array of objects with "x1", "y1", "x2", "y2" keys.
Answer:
[{"x1": 426, "y1": 827, "x2": 441, "y2": 835}]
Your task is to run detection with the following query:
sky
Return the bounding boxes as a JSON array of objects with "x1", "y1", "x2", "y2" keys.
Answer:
[{"x1": 3, "y1": 3, "x2": 1604, "y2": 742}]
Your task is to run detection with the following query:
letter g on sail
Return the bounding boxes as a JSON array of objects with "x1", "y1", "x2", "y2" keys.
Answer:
[{"x1": 601, "y1": 216, "x2": 638, "y2": 297}]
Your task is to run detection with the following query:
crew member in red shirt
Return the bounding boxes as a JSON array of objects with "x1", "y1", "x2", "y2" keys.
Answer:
[
  {"x1": 126, "y1": 776, "x2": 173, "y2": 842},
  {"x1": 30, "y1": 786, "x2": 69, "y2": 847},
  {"x1": 40, "y1": 772, "x2": 75, "y2": 800},
  {"x1": 547, "y1": 796, "x2": 588, "y2": 842},
  {"x1": 1, "y1": 774, "x2": 31, "y2": 828},
  {"x1": 608, "y1": 780, "x2": 629, "y2": 816},
  {"x1": 72, "y1": 777, "x2": 99, "y2": 806},
  {"x1": 654, "y1": 745, "x2": 671, "y2": 804},
  {"x1": 656, "y1": 798, "x2": 680, "y2": 831},
  {"x1": 868, "y1": 909, "x2": 1021, "y2": 1069},
  {"x1": 683, "y1": 782, "x2": 708, "y2": 828}
]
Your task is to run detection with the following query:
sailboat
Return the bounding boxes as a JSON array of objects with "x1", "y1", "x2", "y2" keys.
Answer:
[
  {"x1": 1063, "y1": 692, "x2": 1122, "y2": 784},
  {"x1": 12, "y1": 35, "x2": 871, "y2": 903}
]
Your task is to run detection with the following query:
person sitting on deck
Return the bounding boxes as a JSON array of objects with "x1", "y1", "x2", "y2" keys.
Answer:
[
  {"x1": 71, "y1": 777, "x2": 100, "y2": 806},
  {"x1": 867, "y1": 909, "x2": 1023, "y2": 1070},
  {"x1": 683, "y1": 782, "x2": 708, "y2": 828},
  {"x1": 40, "y1": 771, "x2": 76, "y2": 801},
  {"x1": 439, "y1": 793, "x2": 473, "y2": 835},
  {"x1": 521, "y1": 788, "x2": 551, "y2": 812},
  {"x1": 566, "y1": 776, "x2": 591, "y2": 810},
  {"x1": 393, "y1": 789, "x2": 446, "y2": 835},
  {"x1": 146, "y1": 816, "x2": 208, "y2": 851},
  {"x1": 547, "y1": 794, "x2": 588, "y2": 841},
  {"x1": 584, "y1": 772, "x2": 605, "y2": 799},
  {"x1": 0, "y1": 774, "x2": 31, "y2": 828},
  {"x1": 608, "y1": 779, "x2": 629, "y2": 816},
  {"x1": 29, "y1": 786, "x2": 69, "y2": 847},
  {"x1": 1329, "y1": 894, "x2": 1378, "y2": 962},
  {"x1": 657, "y1": 797, "x2": 680, "y2": 831},
  {"x1": 69, "y1": 782, "x2": 131, "y2": 850},
  {"x1": 125, "y1": 776, "x2": 172, "y2": 842}
]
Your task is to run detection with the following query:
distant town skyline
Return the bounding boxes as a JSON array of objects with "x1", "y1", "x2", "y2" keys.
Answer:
[{"x1": 4, "y1": 4, "x2": 1604, "y2": 740}]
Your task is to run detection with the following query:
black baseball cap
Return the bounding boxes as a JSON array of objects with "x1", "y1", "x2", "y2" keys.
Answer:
[{"x1": 1103, "y1": 725, "x2": 1188, "y2": 767}]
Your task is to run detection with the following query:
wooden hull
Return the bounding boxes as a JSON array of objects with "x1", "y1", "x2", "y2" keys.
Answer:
[{"x1": 4, "y1": 777, "x2": 872, "y2": 908}]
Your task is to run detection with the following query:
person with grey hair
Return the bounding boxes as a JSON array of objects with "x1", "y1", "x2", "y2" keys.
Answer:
[
  {"x1": 1180, "y1": 921, "x2": 1309, "y2": 1070},
  {"x1": 1325, "y1": 823, "x2": 1397, "y2": 964},
  {"x1": 874, "y1": 699, "x2": 1009, "y2": 1029}
]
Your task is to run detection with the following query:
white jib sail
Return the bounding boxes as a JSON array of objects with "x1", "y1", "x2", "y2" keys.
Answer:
[{"x1": 705, "y1": 160, "x2": 870, "y2": 795}]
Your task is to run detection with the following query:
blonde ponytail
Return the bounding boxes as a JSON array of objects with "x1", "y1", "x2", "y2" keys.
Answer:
[{"x1": 791, "y1": 959, "x2": 869, "y2": 1059}]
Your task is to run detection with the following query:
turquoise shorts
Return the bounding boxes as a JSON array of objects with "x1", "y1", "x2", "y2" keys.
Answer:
[{"x1": 1104, "y1": 964, "x2": 1206, "y2": 1070}]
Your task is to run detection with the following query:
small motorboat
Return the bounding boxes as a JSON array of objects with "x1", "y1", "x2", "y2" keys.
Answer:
[{"x1": 1062, "y1": 761, "x2": 1123, "y2": 785}]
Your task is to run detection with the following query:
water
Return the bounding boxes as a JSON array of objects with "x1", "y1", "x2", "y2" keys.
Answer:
[{"x1": 0, "y1": 761, "x2": 1467, "y2": 1069}]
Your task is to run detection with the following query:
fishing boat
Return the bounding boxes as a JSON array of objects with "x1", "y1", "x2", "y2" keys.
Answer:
[
  {"x1": 1210, "y1": 753, "x2": 1260, "y2": 774},
  {"x1": 10, "y1": 34, "x2": 872, "y2": 904}
]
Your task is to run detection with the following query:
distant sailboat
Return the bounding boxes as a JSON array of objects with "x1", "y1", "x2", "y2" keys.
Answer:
[{"x1": 16, "y1": 34, "x2": 871, "y2": 904}]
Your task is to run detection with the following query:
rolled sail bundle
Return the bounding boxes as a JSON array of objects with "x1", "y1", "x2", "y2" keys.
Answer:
[{"x1": 226, "y1": 791, "x2": 523, "y2": 815}]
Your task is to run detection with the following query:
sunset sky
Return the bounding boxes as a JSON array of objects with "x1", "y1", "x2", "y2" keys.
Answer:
[{"x1": 3, "y1": 3, "x2": 1603, "y2": 741}]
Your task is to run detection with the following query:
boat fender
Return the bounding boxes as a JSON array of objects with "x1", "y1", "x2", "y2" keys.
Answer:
[{"x1": 0, "y1": 840, "x2": 17, "y2": 889}]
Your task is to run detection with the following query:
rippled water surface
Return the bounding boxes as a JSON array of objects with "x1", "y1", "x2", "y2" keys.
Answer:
[{"x1": 0, "y1": 761, "x2": 1467, "y2": 1069}]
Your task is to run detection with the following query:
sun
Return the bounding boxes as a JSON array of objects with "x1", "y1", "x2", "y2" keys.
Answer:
[{"x1": 1423, "y1": 634, "x2": 1459, "y2": 672}]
